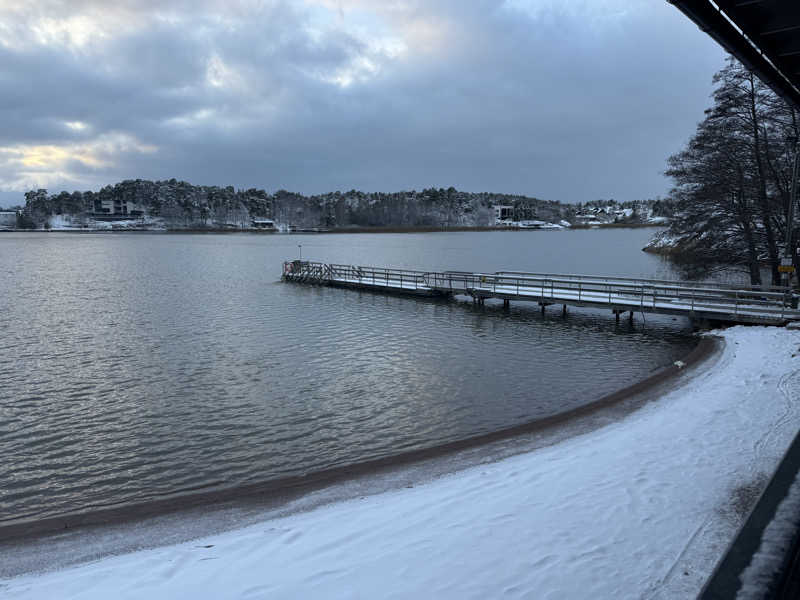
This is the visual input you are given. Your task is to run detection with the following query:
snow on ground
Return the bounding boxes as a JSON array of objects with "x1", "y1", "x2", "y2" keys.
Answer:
[
  {"x1": 3, "y1": 326, "x2": 800, "y2": 599},
  {"x1": 44, "y1": 215, "x2": 168, "y2": 230},
  {"x1": 46, "y1": 214, "x2": 85, "y2": 230}
]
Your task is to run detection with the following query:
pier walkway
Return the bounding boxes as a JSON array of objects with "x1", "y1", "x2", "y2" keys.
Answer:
[{"x1": 282, "y1": 260, "x2": 800, "y2": 326}]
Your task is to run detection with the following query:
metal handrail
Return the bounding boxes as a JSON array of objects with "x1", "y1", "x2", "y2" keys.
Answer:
[
  {"x1": 283, "y1": 260, "x2": 800, "y2": 319},
  {"x1": 492, "y1": 274, "x2": 791, "y2": 300},
  {"x1": 424, "y1": 272, "x2": 794, "y2": 309},
  {"x1": 495, "y1": 270, "x2": 792, "y2": 293}
]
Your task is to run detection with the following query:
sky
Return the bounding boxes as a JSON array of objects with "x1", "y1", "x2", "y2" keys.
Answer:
[{"x1": 0, "y1": 0, "x2": 726, "y2": 206}]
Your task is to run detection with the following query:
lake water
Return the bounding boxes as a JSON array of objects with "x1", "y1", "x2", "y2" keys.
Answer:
[{"x1": 0, "y1": 229, "x2": 697, "y2": 524}]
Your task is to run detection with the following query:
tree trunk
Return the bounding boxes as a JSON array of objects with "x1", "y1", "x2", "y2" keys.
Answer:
[
  {"x1": 736, "y1": 172, "x2": 762, "y2": 286},
  {"x1": 748, "y1": 74, "x2": 781, "y2": 285},
  {"x1": 741, "y1": 217, "x2": 762, "y2": 286}
]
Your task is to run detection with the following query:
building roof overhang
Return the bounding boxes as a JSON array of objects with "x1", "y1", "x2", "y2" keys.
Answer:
[{"x1": 669, "y1": 0, "x2": 800, "y2": 108}]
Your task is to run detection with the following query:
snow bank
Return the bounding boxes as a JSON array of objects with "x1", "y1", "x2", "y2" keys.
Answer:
[
  {"x1": 44, "y1": 215, "x2": 168, "y2": 231},
  {"x1": 3, "y1": 327, "x2": 800, "y2": 599},
  {"x1": 46, "y1": 214, "x2": 85, "y2": 230},
  {"x1": 643, "y1": 230, "x2": 685, "y2": 254}
]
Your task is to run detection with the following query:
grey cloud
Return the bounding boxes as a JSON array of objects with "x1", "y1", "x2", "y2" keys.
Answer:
[{"x1": 0, "y1": 0, "x2": 726, "y2": 201}]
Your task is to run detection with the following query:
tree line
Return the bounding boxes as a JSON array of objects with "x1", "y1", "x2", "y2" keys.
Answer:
[
  {"x1": 665, "y1": 57, "x2": 798, "y2": 287},
  {"x1": 14, "y1": 180, "x2": 671, "y2": 230}
]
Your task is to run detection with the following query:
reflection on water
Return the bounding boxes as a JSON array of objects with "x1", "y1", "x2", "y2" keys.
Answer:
[{"x1": 0, "y1": 230, "x2": 695, "y2": 523}]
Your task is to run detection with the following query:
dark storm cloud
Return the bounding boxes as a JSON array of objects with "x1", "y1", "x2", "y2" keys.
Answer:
[{"x1": 0, "y1": 0, "x2": 726, "y2": 202}]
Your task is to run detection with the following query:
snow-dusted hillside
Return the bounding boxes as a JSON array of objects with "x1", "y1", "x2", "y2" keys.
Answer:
[{"x1": 16, "y1": 181, "x2": 674, "y2": 231}]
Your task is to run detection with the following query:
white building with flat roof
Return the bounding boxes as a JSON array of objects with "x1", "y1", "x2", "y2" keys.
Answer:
[{"x1": 251, "y1": 218, "x2": 275, "y2": 229}]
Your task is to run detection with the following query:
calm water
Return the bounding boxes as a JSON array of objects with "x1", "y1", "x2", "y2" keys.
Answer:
[{"x1": 0, "y1": 229, "x2": 697, "y2": 524}]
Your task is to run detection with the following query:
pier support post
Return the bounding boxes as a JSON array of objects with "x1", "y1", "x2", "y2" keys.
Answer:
[
  {"x1": 540, "y1": 303, "x2": 546, "y2": 315},
  {"x1": 562, "y1": 304, "x2": 567, "y2": 318},
  {"x1": 614, "y1": 310, "x2": 621, "y2": 324},
  {"x1": 503, "y1": 299, "x2": 510, "y2": 309},
  {"x1": 629, "y1": 311, "x2": 634, "y2": 324}
]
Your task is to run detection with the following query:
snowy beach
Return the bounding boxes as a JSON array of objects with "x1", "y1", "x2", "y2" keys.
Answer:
[{"x1": 3, "y1": 326, "x2": 799, "y2": 599}]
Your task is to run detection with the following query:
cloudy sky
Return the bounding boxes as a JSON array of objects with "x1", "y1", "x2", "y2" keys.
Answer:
[{"x1": 0, "y1": 0, "x2": 726, "y2": 205}]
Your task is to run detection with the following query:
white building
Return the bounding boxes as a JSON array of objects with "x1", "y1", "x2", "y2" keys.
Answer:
[
  {"x1": 93, "y1": 199, "x2": 142, "y2": 217},
  {"x1": 0, "y1": 211, "x2": 17, "y2": 228},
  {"x1": 251, "y1": 218, "x2": 275, "y2": 229}
]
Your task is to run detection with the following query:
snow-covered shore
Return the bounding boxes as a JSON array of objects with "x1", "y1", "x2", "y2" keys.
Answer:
[{"x1": 3, "y1": 326, "x2": 799, "y2": 599}]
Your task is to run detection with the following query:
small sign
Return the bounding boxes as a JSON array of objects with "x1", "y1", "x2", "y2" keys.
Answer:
[{"x1": 779, "y1": 265, "x2": 795, "y2": 273}]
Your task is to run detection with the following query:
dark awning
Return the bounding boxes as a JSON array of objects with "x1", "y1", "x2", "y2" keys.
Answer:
[{"x1": 669, "y1": 0, "x2": 800, "y2": 108}]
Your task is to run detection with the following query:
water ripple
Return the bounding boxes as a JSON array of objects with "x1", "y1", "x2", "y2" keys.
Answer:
[{"x1": 0, "y1": 232, "x2": 696, "y2": 523}]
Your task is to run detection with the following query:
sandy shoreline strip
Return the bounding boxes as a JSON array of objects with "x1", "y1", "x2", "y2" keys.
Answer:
[
  {"x1": 0, "y1": 337, "x2": 716, "y2": 549},
  {"x1": 3, "y1": 326, "x2": 798, "y2": 599}
]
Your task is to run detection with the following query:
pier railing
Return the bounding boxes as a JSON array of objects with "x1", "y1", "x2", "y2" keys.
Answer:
[
  {"x1": 282, "y1": 260, "x2": 329, "y2": 282},
  {"x1": 283, "y1": 260, "x2": 800, "y2": 324},
  {"x1": 327, "y1": 263, "x2": 429, "y2": 290},
  {"x1": 284, "y1": 261, "x2": 429, "y2": 290},
  {"x1": 423, "y1": 271, "x2": 795, "y2": 320},
  {"x1": 494, "y1": 271, "x2": 791, "y2": 294}
]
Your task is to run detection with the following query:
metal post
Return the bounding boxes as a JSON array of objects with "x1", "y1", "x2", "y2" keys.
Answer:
[{"x1": 298, "y1": 244, "x2": 302, "y2": 260}]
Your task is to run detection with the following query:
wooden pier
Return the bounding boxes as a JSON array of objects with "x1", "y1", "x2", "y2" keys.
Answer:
[{"x1": 282, "y1": 260, "x2": 800, "y2": 326}]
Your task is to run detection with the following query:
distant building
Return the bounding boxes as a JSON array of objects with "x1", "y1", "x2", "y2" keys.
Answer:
[
  {"x1": 493, "y1": 204, "x2": 540, "y2": 224},
  {"x1": 493, "y1": 205, "x2": 514, "y2": 224},
  {"x1": 0, "y1": 211, "x2": 16, "y2": 228},
  {"x1": 251, "y1": 218, "x2": 275, "y2": 229},
  {"x1": 92, "y1": 199, "x2": 142, "y2": 218},
  {"x1": 93, "y1": 199, "x2": 112, "y2": 214}
]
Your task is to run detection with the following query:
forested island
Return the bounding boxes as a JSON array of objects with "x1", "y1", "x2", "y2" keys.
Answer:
[{"x1": 2, "y1": 183, "x2": 671, "y2": 232}]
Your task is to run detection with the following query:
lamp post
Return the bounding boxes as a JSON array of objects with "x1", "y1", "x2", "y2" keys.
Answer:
[{"x1": 298, "y1": 244, "x2": 302, "y2": 261}]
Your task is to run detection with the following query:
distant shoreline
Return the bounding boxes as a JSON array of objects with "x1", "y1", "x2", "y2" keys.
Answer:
[{"x1": 0, "y1": 223, "x2": 665, "y2": 235}]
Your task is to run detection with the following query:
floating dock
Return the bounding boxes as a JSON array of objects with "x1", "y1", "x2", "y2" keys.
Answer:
[{"x1": 282, "y1": 260, "x2": 800, "y2": 326}]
